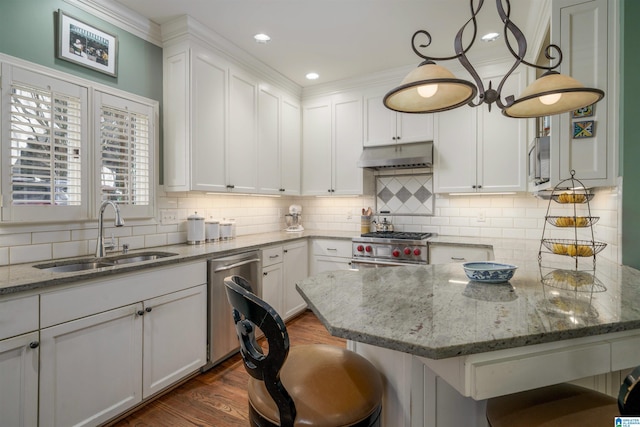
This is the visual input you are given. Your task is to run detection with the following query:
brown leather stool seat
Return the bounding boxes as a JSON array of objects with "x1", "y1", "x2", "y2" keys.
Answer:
[
  {"x1": 486, "y1": 383, "x2": 619, "y2": 427},
  {"x1": 224, "y1": 275, "x2": 383, "y2": 427},
  {"x1": 248, "y1": 344, "x2": 383, "y2": 426}
]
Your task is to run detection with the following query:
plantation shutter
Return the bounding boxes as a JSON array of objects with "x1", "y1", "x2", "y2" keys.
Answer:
[
  {"x1": 95, "y1": 91, "x2": 155, "y2": 218},
  {"x1": 10, "y1": 83, "x2": 83, "y2": 205}
]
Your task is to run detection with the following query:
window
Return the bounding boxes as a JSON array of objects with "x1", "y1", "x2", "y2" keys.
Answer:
[
  {"x1": 2, "y1": 64, "x2": 88, "y2": 222},
  {"x1": 1, "y1": 60, "x2": 157, "y2": 223},
  {"x1": 94, "y1": 91, "x2": 155, "y2": 218}
]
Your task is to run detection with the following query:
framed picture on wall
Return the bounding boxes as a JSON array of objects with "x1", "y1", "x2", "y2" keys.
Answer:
[{"x1": 57, "y1": 9, "x2": 118, "y2": 77}]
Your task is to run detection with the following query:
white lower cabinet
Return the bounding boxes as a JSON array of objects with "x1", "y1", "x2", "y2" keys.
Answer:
[
  {"x1": 40, "y1": 304, "x2": 143, "y2": 427},
  {"x1": 261, "y1": 241, "x2": 309, "y2": 321},
  {"x1": 428, "y1": 244, "x2": 494, "y2": 264},
  {"x1": 0, "y1": 331, "x2": 39, "y2": 427},
  {"x1": 310, "y1": 238, "x2": 353, "y2": 275},
  {"x1": 39, "y1": 262, "x2": 207, "y2": 427},
  {"x1": 0, "y1": 294, "x2": 39, "y2": 427}
]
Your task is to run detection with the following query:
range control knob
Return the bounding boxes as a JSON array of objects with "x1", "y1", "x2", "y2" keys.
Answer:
[
  {"x1": 357, "y1": 245, "x2": 364, "y2": 252},
  {"x1": 413, "y1": 248, "x2": 422, "y2": 256},
  {"x1": 365, "y1": 245, "x2": 373, "y2": 253},
  {"x1": 404, "y1": 247, "x2": 412, "y2": 255},
  {"x1": 392, "y1": 249, "x2": 400, "y2": 258}
]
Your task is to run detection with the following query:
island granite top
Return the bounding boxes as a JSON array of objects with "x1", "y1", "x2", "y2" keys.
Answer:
[{"x1": 296, "y1": 252, "x2": 640, "y2": 360}]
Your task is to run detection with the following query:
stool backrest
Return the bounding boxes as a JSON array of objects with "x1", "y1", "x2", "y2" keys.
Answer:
[
  {"x1": 224, "y1": 275, "x2": 296, "y2": 426},
  {"x1": 619, "y1": 366, "x2": 640, "y2": 416}
]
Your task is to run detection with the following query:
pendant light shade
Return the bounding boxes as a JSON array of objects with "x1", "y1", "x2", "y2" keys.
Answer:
[
  {"x1": 383, "y1": 62, "x2": 477, "y2": 113},
  {"x1": 503, "y1": 72, "x2": 605, "y2": 118}
]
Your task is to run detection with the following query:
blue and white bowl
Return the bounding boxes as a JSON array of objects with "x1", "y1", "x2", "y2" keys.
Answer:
[{"x1": 462, "y1": 262, "x2": 518, "y2": 284}]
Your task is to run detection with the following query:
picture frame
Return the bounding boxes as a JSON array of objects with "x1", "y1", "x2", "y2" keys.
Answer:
[
  {"x1": 572, "y1": 104, "x2": 594, "y2": 118},
  {"x1": 57, "y1": 9, "x2": 118, "y2": 77},
  {"x1": 573, "y1": 120, "x2": 596, "y2": 139}
]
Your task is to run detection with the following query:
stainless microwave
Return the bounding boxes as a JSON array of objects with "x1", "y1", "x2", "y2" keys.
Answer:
[{"x1": 528, "y1": 136, "x2": 550, "y2": 185}]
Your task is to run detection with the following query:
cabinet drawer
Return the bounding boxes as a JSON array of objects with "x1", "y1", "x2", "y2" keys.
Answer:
[
  {"x1": 262, "y1": 246, "x2": 283, "y2": 267},
  {"x1": 41, "y1": 262, "x2": 206, "y2": 328},
  {"x1": 312, "y1": 238, "x2": 352, "y2": 258},
  {"x1": 0, "y1": 295, "x2": 39, "y2": 340},
  {"x1": 428, "y1": 244, "x2": 493, "y2": 264}
]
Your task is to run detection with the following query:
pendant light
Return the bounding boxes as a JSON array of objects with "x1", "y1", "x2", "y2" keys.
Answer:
[{"x1": 384, "y1": 0, "x2": 605, "y2": 118}]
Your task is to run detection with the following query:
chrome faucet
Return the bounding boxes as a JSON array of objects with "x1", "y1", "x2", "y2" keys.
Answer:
[{"x1": 96, "y1": 200, "x2": 125, "y2": 258}]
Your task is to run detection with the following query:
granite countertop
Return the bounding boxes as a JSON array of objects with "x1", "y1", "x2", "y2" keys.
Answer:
[
  {"x1": 296, "y1": 248, "x2": 640, "y2": 360},
  {"x1": 0, "y1": 229, "x2": 356, "y2": 296}
]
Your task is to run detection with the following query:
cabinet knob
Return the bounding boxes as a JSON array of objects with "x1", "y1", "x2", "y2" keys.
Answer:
[
  {"x1": 29, "y1": 341, "x2": 39, "y2": 349},
  {"x1": 227, "y1": 184, "x2": 235, "y2": 189},
  {"x1": 263, "y1": 271, "x2": 268, "y2": 276},
  {"x1": 137, "y1": 310, "x2": 145, "y2": 316},
  {"x1": 284, "y1": 249, "x2": 288, "y2": 254},
  {"x1": 472, "y1": 185, "x2": 476, "y2": 189},
  {"x1": 145, "y1": 307, "x2": 152, "y2": 313},
  {"x1": 477, "y1": 185, "x2": 482, "y2": 189}
]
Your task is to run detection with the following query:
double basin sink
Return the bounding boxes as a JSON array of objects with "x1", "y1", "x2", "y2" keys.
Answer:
[{"x1": 34, "y1": 251, "x2": 179, "y2": 273}]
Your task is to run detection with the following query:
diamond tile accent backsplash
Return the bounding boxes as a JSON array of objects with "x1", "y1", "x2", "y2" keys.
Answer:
[{"x1": 376, "y1": 174, "x2": 434, "y2": 215}]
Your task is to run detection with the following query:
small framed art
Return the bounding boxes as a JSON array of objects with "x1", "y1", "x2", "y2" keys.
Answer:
[
  {"x1": 57, "y1": 9, "x2": 118, "y2": 77},
  {"x1": 573, "y1": 120, "x2": 595, "y2": 139}
]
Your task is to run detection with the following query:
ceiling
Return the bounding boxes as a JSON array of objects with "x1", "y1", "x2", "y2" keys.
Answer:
[{"x1": 113, "y1": 0, "x2": 549, "y2": 88}]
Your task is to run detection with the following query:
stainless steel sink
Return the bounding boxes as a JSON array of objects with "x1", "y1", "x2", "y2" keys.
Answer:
[
  {"x1": 107, "y1": 252, "x2": 179, "y2": 265},
  {"x1": 34, "y1": 251, "x2": 178, "y2": 272}
]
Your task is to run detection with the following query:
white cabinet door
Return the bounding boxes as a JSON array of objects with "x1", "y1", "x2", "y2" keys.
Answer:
[
  {"x1": 312, "y1": 257, "x2": 353, "y2": 275},
  {"x1": 364, "y1": 89, "x2": 434, "y2": 147},
  {"x1": 280, "y1": 97, "x2": 302, "y2": 195},
  {"x1": 434, "y1": 106, "x2": 477, "y2": 193},
  {"x1": 257, "y1": 85, "x2": 281, "y2": 194},
  {"x1": 364, "y1": 92, "x2": 397, "y2": 147},
  {"x1": 553, "y1": 0, "x2": 612, "y2": 186},
  {"x1": 283, "y1": 240, "x2": 309, "y2": 320},
  {"x1": 262, "y1": 262, "x2": 284, "y2": 315},
  {"x1": 478, "y1": 69, "x2": 526, "y2": 192},
  {"x1": 398, "y1": 111, "x2": 434, "y2": 144},
  {"x1": 191, "y1": 43, "x2": 228, "y2": 192},
  {"x1": 333, "y1": 93, "x2": 364, "y2": 195},
  {"x1": 302, "y1": 98, "x2": 333, "y2": 195},
  {"x1": 228, "y1": 68, "x2": 258, "y2": 193},
  {"x1": 0, "y1": 332, "x2": 39, "y2": 427},
  {"x1": 143, "y1": 284, "x2": 207, "y2": 399},
  {"x1": 40, "y1": 303, "x2": 143, "y2": 427}
]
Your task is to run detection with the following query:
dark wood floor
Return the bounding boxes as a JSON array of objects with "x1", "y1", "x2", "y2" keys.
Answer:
[{"x1": 110, "y1": 310, "x2": 345, "y2": 427}]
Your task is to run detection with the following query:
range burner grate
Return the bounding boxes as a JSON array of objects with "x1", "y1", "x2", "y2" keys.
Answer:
[{"x1": 360, "y1": 231, "x2": 433, "y2": 240}]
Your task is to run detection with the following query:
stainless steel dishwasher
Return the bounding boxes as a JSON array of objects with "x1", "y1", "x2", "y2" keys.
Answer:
[{"x1": 204, "y1": 250, "x2": 262, "y2": 370}]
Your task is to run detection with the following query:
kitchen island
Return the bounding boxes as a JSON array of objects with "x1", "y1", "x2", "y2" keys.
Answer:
[{"x1": 296, "y1": 253, "x2": 640, "y2": 427}]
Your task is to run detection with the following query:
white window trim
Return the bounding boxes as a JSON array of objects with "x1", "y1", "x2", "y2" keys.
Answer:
[{"x1": 0, "y1": 53, "x2": 159, "y2": 224}]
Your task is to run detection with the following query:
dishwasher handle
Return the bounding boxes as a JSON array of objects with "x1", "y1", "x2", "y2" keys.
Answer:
[{"x1": 212, "y1": 257, "x2": 261, "y2": 273}]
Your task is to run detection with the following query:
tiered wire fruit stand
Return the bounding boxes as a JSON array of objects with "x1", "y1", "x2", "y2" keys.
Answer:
[{"x1": 538, "y1": 171, "x2": 607, "y2": 320}]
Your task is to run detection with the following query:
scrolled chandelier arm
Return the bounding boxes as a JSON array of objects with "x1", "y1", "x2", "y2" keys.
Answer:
[{"x1": 383, "y1": 0, "x2": 605, "y2": 118}]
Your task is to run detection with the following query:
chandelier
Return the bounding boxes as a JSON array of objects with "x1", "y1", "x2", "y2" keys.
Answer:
[{"x1": 383, "y1": 0, "x2": 605, "y2": 118}]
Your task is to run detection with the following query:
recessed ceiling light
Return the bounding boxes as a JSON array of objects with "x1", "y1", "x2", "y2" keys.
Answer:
[
  {"x1": 481, "y1": 32, "x2": 500, "y2": 42},
  {"x1": 254, "y1": 33, "x2": 271, "y2": 43},
  {"x1": 306, "y1": 72, "x2": 319, "y2": 80}
]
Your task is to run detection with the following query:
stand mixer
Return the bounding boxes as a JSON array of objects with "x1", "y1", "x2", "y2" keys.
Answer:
[{"x1": 285, "y1": 204, "x2": 304, "y2": 232}]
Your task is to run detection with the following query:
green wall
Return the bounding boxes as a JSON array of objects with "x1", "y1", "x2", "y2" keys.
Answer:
[
  {"x1": 0, "y1": 0, "x2": 162, "y2": 101},
  {"x1": 622, "y1": 0, "x2": 640, "y2": 268},
  {"x1": 0, "y1": 0, "x2": 164, "y2": 182}
]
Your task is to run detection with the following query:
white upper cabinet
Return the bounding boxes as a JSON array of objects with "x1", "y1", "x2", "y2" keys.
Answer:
[
  {"x1": 164, "y1": 40, "x2": 228, "y2": 192},
  {"x1": 545, "y1": 0, "x2": 615, "y2": 188},
  {"x1": 258, "y1": 86, "x2": 302, "y2": 195},
  {"x1": 434, "y1": 65, "x2": 527, "y2": 193},
  {"x1": 302, "y1": 92, "x2": 367, "y2": 196},
  {"x1": 364, "y1": 87, "x2": 434, "y2": 147},
  {"x1": 228, "y1": 67, "x2": 258, "y2": 193},
  {"x1": 163, "y1": 38, "x2": 301, "y2": 194}
]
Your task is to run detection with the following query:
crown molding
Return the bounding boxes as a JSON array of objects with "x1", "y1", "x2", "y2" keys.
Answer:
[
  {"x1": 63, "y1": 0, "x2": 162, "y2": 46},
  {"x1": 161, "y1": 15, "x2": 302, "y2": 98}
]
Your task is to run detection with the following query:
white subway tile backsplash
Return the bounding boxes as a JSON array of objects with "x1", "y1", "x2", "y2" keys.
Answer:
[
  {"x1": 0, "y1": 248, "x2": 8, "y2": 266},
  {"x1": 10, "y1": 244, "x2": 51, "y2": 264},
  {"x1": 145, "y1": 234, "x2": 167, "y2": 248},
  {"x1": 0, "y1": 233, "x2": 31, "y2": 247},
  {"x1": 53, "y1": 241, "x2": 88, "y2": 259},
  {"x1": 33, "y1": 231, "x2": 71, "y2": 244}
]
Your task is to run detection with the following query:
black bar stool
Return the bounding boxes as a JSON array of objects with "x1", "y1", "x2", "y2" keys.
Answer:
[
  {"x1": 224, "y1": 275, "x2": 383, "y2": 427},
  {"x1": 486, "y1": 367, "x2": 640, "y2": 426}
]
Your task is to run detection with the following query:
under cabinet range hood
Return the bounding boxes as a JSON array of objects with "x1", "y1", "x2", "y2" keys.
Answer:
[{"x1": 357, "y1": 141, "x2": 433, "y2": 170}]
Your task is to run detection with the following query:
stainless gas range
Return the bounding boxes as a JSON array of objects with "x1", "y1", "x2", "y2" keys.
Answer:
[{"x1": 351, "y1": 231, "x2": 433, "y2": 268}]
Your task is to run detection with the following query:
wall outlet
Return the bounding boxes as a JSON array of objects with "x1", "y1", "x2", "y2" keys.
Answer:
[
  {"x1": 477, "y1": 209, "x2": 486, "y2": 222},
  {"x1": 347, "y1": 209, "x2": 352, "y2": 220},
  {"x1": 160, "y1": 209, "x2": 179, "y2": 225}
]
